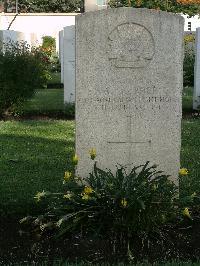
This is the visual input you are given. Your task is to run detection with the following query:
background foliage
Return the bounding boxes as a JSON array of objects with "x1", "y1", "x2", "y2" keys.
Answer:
[
  {"x1": 108, "y1": 0, "x2": 200, "y2": 16},
  {"x1": 0, "y1": 41, "x2": 50, "y2": 116},
  {"x1": 183, "y1": 33, "x2": 195, "y2": 87},
  {"x1": 17, "y1": 0, "x2": 83, "y2": 13},
  {"x1": 2, "y1": 0, "x2": 200, "y2": 15}
]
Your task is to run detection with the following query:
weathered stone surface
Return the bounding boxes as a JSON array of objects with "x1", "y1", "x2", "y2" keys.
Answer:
[
  {"x1": 76, "y1": 8, "x2": 184, "y2": 182},
  {"x1": 63, "y1": 25, "x2": 75, "y2": 103},
  {"x1": 193, "y1": 28, "x2": 200, "y2": 110}
]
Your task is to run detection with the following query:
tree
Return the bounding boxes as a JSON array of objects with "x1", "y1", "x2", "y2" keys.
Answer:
[
  {"x1": 108, "y1": 0, "x2": 200, "y2": 16},
  {"x1": 17, "y1": 0, "x2": 83, "y2": 13}
]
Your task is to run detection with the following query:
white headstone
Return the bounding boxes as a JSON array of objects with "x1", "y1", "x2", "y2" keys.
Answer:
[
  {"x1": 193, "y1": 28, "x2": 200, "y2": 110},
  {"x1": 0, "y1": 30, "x2": 33, "y2": 49},
  {"x1": 59, "y1": 30, "x2": 64, "y2": 84},
  {"x1": 63, "y1": 25, "x2": 75, "y2": 103},
  {"x1": 76, "y1": 8, "x2": 184, "y2": 183}
]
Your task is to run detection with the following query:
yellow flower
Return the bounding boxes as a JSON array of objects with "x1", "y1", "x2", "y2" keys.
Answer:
[
  {"x1": 89, "y1": 148, "x2": 96, "y2": 160},
  {"x1": 83, "y1": 186, "x2": 94, "y2": 195},
  {"x1": 183, "y1": 207, "x2": 191, "y2": 219},
  {"x1": 72, "y1": 154, "x2": 79, "y2": 165},
  {"x1": 121, "y1": 198, "x2": 128, "y2": 208},
  {"x1": 63, "y1": 193, "x2": 72, "y2": 200},
  {"x1": 179, "y1": 168, "x2": 189, "y2": 175},
  {"x1": 64, "y1": 171, "x2": 72, "y2": 181},
  {"x1": 82, "y1": 194, "x2": 90, "y2": 200},
  {"x1": 34, "y1": 191, "x2": 46, "y2": 202}
]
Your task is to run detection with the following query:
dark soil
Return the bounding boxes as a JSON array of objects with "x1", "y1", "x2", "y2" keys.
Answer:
[{"x1": 1, "y1": 215, "x2": 200, "y2": 265}]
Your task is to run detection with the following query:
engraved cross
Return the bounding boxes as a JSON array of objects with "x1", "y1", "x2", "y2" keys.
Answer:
[{"x1": 107, "y1": 115, "x2": 151, "y2": 165}]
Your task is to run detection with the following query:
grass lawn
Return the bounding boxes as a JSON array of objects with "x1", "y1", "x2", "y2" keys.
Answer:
[
  {"x1": 17, "y1": 89, "x2": 64, "y2": 116},
  {"x1": 0, "y1": 87, "x2": 200, "y2": 264},
  {"x1": 14, "y1": 86, "x2": 194, "y2": 118},
  {"x1": 0, "y1": 120, "x2": 74, "y2": 216},
  {"x1": 180, "y1": 118, "x2": 200, "y2": 197},
  {"x1": 0, "y1": 118, "x2": 200, "y2": 216},
  {"x1": 182, "y1": 86, "x2": 193, "y2": 113},
  {"x1": 0, "y1": 86, "x2": 199, "y2": 216}
]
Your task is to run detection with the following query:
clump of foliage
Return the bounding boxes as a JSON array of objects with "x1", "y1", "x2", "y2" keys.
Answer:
[
  {"x1": 108, "y1": 0, "x2": 200, "y2": 16},
  {"x1": 0, "y1": 41, "x2": 50, "y2": 116},
  {"x1": 183, "y1": 33, "x2": 195, "y2": 87},
  {"x1": 21, "y1": 151, "x2": 180, "y2": 262},
  {"x1": 40, "y1": 36, "x2": 60, "y2": 73},
  {"x1": 17, "y1": 0, "x2": 83, "y2": 13},
  {"x1": 41, "y1": 36, "x2": 56, "y2": 57}
]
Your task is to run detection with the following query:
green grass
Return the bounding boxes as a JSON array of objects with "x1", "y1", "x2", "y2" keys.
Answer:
[
  {"x1": 1, "y1": 118, "x2": 200, "y2": 216},
  {"x1": 21, "y1": 86, "x2": 194, "y2": 117},
  {"x1": 180, "y1": 119, "x2": 200, "y2": 197},
  {"x1": 0, "y1": 88, "x2": 200, "y2": 264},
  {"x1": 182, "y1": 86, "x2": 193, "y2": 112},
  {"x1": 0, "y1": 86, "x2": 199, "y2": 216},
  {"x1": 14, "y1": 86, "x2": 193, "y2": 118},
  {"x1": 0, "y1": 120, "x2": 74, "y2": 216},
  {"x1": 17, "y1": 89, "x2": 64, "y2": 116}
]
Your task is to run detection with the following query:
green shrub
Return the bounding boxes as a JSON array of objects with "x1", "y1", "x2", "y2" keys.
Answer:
[
  {"x1": 0, "y1": 41, "x2": 50, "y2": 116},
  {"x1": 21, "y1": 154, "x2": 178, "y2": 261},
  {"x1": 183, "y1": 34, "x2": 195, "y2": 87},
  {"x1": 183, "y1": 51, "x2": 195, "y2": 87},
  {"x1": 40, "y1": 36, "x2": 60, "y2": 73},
  {"x1": 41, "y1": 36, "x2": 56, "y2": 56}
]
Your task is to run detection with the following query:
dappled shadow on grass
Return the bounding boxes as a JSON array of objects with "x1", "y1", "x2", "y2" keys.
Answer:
[
  {"x1": 180, "y1": 119, "x2": 200, "y2": 197},
  {"x1": 0, "y1": 121, "x2": 76, "y2": 264},
  {"x1": 0, "y1": 133, "x2": 75, "y2": 216}
]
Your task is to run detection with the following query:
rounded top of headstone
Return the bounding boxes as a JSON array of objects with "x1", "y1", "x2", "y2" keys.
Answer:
[{"x1": 77, "y1": 7, "x2": 184, "y2": 23}]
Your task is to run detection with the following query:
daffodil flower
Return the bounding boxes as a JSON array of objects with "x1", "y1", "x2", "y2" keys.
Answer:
[
  {"x1": 64, "y1": 171, "x2": 72, "y2": 181},
  {"x1": 89, "y1": 148, "x2": 96, "y2": 160},
  {"x1": 121, "y1": 198, "x2": 128, "y2": 208},
  {"x1": 183, "y1": 207, "x2": 192, "y2": 219},
  {"x1": 179, "y1": 168, "x2": 189, "y2": 176},
  {"x1": 83, "y1": 186, "x2": 94, "y2": 195},
  {"x1": 72, "y1": 154, "x2": 79, "y2": 165}
]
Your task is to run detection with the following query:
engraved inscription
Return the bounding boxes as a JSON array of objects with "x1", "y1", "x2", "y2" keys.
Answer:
[
  {"x1": 108, "y1": 23, "x2": 155, "y2": 68},
  {"x1": 77, "y1": 94, "x2": 172, "y2": 115}
]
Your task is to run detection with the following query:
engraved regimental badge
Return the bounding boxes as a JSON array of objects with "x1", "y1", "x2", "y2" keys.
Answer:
[{"x1": 108, "y1": 23, "x2": 155, "y2": 68}]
